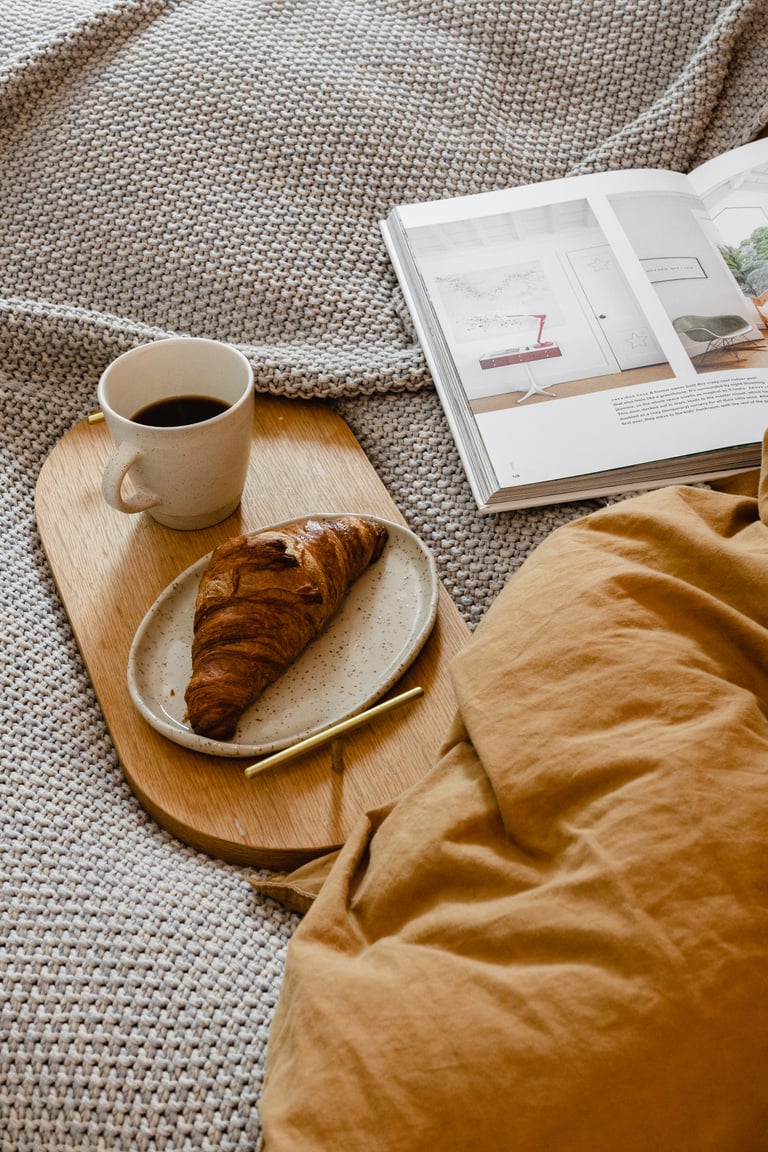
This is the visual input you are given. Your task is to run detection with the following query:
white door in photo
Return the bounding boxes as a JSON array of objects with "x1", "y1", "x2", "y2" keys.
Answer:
[{"x1": 566, "y1": 245, "x2": 666, "y2": 370}]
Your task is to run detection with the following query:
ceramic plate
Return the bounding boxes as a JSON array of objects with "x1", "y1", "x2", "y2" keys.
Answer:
[{"x1": 127, "y1": 513, "x2": 438, "y2": 758}]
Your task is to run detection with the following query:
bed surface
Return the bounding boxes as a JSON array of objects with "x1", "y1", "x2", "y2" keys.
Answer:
[{"x1": 3, "y1": 1, "x2": 768, "y2": 1147}]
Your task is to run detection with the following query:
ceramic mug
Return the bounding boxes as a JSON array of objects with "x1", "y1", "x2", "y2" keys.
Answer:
[{"x1": 98, "y1": 337, "x2": 254, "y2": 530}]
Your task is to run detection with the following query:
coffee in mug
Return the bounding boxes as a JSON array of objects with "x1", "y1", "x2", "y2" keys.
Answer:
[
  {"x1": 98, "y1": 337, "x2": 254, "y2": 530},
  {"x1": 131, "y1": 395, "x2": 231, "y2": 427}
]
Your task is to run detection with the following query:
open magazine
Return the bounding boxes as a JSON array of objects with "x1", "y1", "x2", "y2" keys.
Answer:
[{"x1": 381, "y1": 138, "x2": 768, "y2": 511}]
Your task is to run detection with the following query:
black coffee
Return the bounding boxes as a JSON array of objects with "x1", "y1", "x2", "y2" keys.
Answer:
[{"x1": 132, "y1": 395, "x2": 230, "y2": 427}]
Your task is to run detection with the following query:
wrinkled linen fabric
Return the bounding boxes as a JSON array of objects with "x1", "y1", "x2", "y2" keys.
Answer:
[
  {"x1": 2, "y1": 1, "x2": 768, "y2": 1149},
  {"x1": 258, "y1": 454, "x2": 768, "y2": 1152}
]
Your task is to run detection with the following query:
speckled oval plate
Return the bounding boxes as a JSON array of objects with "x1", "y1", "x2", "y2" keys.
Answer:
[{"x1": 127, "y1": 513, "x2": 438, "y2": 758}]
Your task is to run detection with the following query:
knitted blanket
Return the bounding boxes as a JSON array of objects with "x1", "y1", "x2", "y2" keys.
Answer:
[{"x1": 2, "y1": 1, "x2": 767, "y2": 1147}]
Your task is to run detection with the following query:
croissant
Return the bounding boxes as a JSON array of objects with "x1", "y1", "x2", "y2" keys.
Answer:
[{"x1": 184, "y1": 515, "x2": 389, "y2": 740}]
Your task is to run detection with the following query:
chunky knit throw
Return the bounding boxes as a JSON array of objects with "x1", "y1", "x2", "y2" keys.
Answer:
[{"x1": 2, "y1": 1, "x2": 767, "y2": 1147}]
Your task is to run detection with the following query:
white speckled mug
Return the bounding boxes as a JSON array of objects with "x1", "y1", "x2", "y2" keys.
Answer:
[{"x1": 98, "y1": 338, "x2": 254, "y2": 530}]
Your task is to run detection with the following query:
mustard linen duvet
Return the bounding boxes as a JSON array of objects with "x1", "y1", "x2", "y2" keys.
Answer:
[{"x1": 257, "y1": 450, "x2": 768, "y2": 1150}]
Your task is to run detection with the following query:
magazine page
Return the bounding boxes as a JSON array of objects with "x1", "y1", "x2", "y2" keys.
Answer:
[
  {"x1": 688, "y1": 137, "x2": 768, "y2": 325},
  {"x1": 384, "y1": 164, "x2": 768, "y2": 506}
]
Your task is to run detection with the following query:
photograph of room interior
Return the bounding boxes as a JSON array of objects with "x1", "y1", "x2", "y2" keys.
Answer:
[{"x1": 411, "y1": 188, "x2": 768, "y2": 416}]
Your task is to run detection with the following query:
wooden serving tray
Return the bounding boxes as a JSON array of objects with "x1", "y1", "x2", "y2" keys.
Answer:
[{"x1": 36, "y1": 397, "x2": 470, "y2": 869}]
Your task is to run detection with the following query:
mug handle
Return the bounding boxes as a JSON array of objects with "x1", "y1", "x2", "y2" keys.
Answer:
[{"x1": 101, "y1": 441, "x2": 162, "y2": 514}]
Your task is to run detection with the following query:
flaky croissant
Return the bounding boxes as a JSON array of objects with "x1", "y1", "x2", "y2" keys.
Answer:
[{"x1": 184, "y1": 515, "x2": 389, "y2": 741}]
